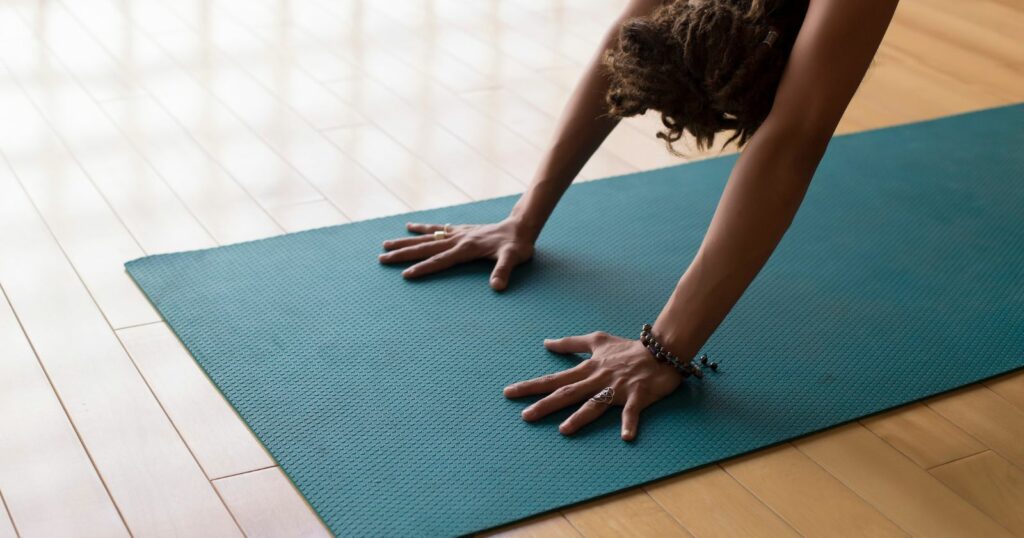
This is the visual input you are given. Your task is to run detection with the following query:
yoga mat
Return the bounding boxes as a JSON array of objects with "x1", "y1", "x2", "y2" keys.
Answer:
[{"x1": 127, "y1": 105, "x2": 1024, "y2": 536}]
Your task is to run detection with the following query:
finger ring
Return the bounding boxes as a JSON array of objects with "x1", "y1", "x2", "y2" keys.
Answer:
[
  {"x1": 433, "y1": 230, "x2": 448, "y2": 240},
  {"x1": 443, "y1": 223, "x2": 452, "y2": 234},
  {"x1": 590, "y1": 387, "x2": 614, "y2": 405}
]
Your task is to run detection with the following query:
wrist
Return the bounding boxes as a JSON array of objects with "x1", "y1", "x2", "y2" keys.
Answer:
[
  {"x1": 504, "y1": 212, "x2": 544, "y2": 244},
  {"x1": 639, "y1": 324, "x2": 707, "y2": 379},
  {"x1": 650, "y1": 318, "x2": 699, "y2": 362}
]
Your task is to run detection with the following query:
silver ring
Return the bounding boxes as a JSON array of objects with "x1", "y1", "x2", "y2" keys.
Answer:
[
  {"x1": 433, "y1": 230, "x2": 448, "y2": 240},
  {"x1": 590, "y1": 387, "x2": 614, "y2": 405},
  {"x1": 443, "y1": 223, "x2": 452, "y2": 234}
]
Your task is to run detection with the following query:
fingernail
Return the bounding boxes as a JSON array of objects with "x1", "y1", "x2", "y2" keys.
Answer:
[{"x1": 521, "y1": 408, "x2": 533, "y2": 420}]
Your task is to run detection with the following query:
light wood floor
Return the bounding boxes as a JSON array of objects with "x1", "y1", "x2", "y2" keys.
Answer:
[{"x1": 0, "y1": 0, "x2": 1021, "y2": 536}]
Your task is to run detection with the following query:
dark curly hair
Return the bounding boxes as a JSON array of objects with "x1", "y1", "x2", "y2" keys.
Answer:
[{"x1": 604, "y1": 0, "x2": 808, "y2": 153}]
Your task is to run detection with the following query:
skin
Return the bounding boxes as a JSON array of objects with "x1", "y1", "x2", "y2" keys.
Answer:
[{"x1": 380, "y1": 0, "x2": 899, "y2": 441}]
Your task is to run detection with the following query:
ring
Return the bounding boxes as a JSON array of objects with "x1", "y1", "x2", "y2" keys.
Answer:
[
  {"x1": 433, "y1": 230, "x2": 448, "y2": 240},
  {"x1": 443, "y1": 223, "x2": 452, "y2": 234},
  {"x1": 590, "y1": 387, "x2": 614, "y2": 405}
]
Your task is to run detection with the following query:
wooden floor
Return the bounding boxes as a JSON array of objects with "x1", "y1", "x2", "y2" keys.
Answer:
[{"x1": 0, "y1": 0, "x2": 1021, "y2": 536}]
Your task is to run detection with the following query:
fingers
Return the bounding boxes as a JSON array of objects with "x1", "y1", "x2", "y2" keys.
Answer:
[
  {"x1": 620, "y1": 398, "x2": 645, "y2": 442},
  {"x1": 559, "y1": 396, "x2": 616, "y2": 436},
  {"x1": 378, "y1": 238, "x2": 453, "y2": 264},
  {"x1": 402, "y1": 244, "x2": 476, "y2": 278},
  {"x1": 405, "y1": 222, "x2": 447, "y2": 234},
  {"x1": 405, "y1": 221, "x2": 458, "y2": 233},
  {"x1": 519, "y1": 378, "x2": 604, "y2": 422},
  {"x1": 503, "y1": 362, "x2": 591, "y2": 399},
  {"x1": 382, "y1": 234, "x2": 436, "y2": 251},
  {"x1": 543, "y1": 331, "x2": 607, "y2": 355},
  {"x1": 489, "y1": 248, "x2": 516, "y2": 291}
]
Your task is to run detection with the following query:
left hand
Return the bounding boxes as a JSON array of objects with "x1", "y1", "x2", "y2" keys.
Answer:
[{"x1": 503, "y1": 331, "x2": 684, "y2": 441}]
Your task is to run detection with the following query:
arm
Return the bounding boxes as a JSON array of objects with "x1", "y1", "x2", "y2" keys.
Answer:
[
  {"x1": 505, "y1": 0, "x2": 899, "y2": 441},
  {"x1": 653, "y1": 0, "x2": 899, "y2": 360},
  {"x1": 381, "y1": 0, "x2": 664, "y2": 290},
  {"x1": 509, "y1": 0, "x2": 666, "y2": 243}
]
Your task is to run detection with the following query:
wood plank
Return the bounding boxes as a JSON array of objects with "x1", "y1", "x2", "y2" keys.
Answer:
[
  {"x1": 928, "y1": 386, "x2": 1024, "y2": 468},
  {"x1": 228, "y1": 0, "x2": 544, "y2": 190},
  {"x1": 645, "y1": 465, "x2": 799, "y2": 538},
  {"x1": 0, "y1": 6, "x2": 31, "y2": 45},
  {"x1": 0, "y1": 496, "x2": 14, "y2": 538},
  {"x1": 321, "y1": 124, "x2": 472, "y2": 209},
  {"x1": 101, "y1": 95, "x2": 284, "y2": 245},
  {"x1": 0, "y1": 276, "x2": 127, "y2": 537},
  {"x1": 0, "y1": 139, "x2": 241, "y2": 537},
  {"x1": 57, "y1": 0, "x2": 331, "y2": 210},
  {"x1": 0, "y1": 67, "x2": 160, "y2": 329},
  {"x1": 793, "y1": 423, "x2": 1011, "y2": 537},
  {"x1": 322, "y1": 76, "x2": 529, "y2": 198},
  {"x1": 213, "y1": 467, "x2": 329, "y2": 538},
  {"x1": 860, "y1": 403, "x2": 985, "y2": 469},
  {"x1": 479, "y1": 513, "x2": 582, "y2": 538},
  {"x1": 562, "y1": 490, "x2": 693, "y2": 538},
  {"x1": 930, "y1": 451, "x2": 1024, "y2": 535},
  {"x1": 267, "y1": 200, "x2": 349, "y2": 233},
  {"x1": 883, "y1": 15, "x2": 1024, "y2": 101},
  {"x1": 0, "y1": 44, "x2": 215, "y2": 257},
  {"x1": 142, "y1": 27, "x2": 414, "y2": 218},
  {"x1": 117, "y1": 323, "x2": 276, "y2": 480},
  {"x1": 722, "y1": 444, "x2": 907, "y2": 537},
  {"x1": 985, "y1": 370, "x2": 1024, "y2": 412},
  {"x1": 12, "y1": 3, "x2": 141, "y2": 102}
]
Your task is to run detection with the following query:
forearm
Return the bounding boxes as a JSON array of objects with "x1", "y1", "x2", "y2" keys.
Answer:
[
  {"x1": 653, "y1": 121, "x2": 830, "y2": 358},
  {"x1": 651, "y1": 0, "x2": 896, "y2": 359},
  {"x1": 510, "y1": 0, "x2": 664, "y2": 242}
]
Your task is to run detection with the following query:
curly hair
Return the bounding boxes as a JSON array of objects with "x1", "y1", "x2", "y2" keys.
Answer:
[{"x1": 604, "y1": 0, "x2": 808, "y2": 153}]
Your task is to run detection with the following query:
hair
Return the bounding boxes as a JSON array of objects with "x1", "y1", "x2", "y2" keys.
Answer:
[{"x1": 603, "y1": 0, "x2": 808, "y2": 153}]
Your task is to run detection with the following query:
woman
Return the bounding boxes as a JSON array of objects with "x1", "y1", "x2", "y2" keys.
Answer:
[{"x1": 380, "y1": 0, "x2": 898, "y2": 441}]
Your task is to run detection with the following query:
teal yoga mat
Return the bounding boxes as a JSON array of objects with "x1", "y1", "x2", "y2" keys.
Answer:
[{"x1": 128, "y1": 105, "x2": 1024, "y2": 536}]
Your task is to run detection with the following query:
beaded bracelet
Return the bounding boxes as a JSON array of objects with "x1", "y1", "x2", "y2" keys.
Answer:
[{"x1": 640, "y1": 323, "x2": 718, "y2": 379}]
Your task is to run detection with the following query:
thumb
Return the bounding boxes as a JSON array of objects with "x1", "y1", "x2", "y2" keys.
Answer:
[{"x1": 490, "y1": 249, "x2": 517, "y2": 291}]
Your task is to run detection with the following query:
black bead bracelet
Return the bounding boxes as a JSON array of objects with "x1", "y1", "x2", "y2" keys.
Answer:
[{"x1": 640, "y1": 324, "x2": 718, "y2": 379}]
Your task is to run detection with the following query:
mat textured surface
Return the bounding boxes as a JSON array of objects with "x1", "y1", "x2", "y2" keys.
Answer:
[{"x1": 127, "y1": 105, "x2": 1024, "y2": 536}]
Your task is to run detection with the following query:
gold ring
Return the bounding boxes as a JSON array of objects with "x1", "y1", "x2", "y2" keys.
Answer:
[
  {"x1": 433, "y1": 230, "x2": 447, "y2": 240},
  {"x1": 444, "y1": 223, "x2": 452, "y2": 234}
]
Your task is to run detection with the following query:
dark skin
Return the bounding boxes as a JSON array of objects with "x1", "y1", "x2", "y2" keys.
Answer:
[{"x1": 381, "y1": 0, "x2": 899, "y2": 441}]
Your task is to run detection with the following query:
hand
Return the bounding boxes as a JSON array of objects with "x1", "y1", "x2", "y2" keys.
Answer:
[
  {"x1": 503, "y1": 331, "x2": 684, "y2": 441},
  {"x1": 379, "y1": 219, "x2": 535, "y2": 290}
]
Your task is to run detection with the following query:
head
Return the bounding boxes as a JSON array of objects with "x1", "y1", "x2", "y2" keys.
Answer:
[{"x1": 604, "y1": 0, "x2": 807, "y2": 153}]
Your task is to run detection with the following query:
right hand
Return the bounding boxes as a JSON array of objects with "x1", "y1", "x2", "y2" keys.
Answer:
[{"x1": 378, "y1": 219, "x2": 535, "y2": 291}]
